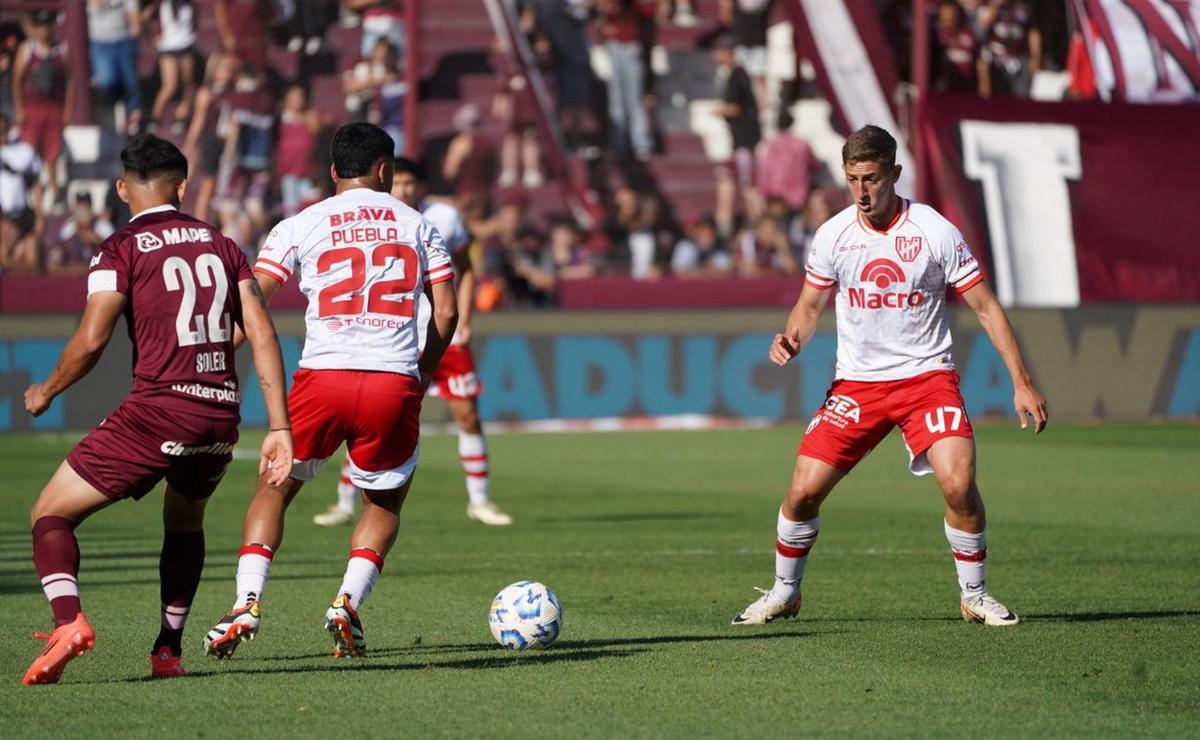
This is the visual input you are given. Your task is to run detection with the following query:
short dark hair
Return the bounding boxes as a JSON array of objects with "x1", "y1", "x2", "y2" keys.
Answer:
[
  {"x1": 842, "y1": 125, "x2": 897, "y2": 168},
  {"x1": 331, "y1": 123, "x2": 395, "y2": 178},
  {"x1": 393, "y1": 156, "x2": 425, "y2": 182},
  {"x1": 121, "y1": 133, "x2": 188, "y2": 182}
]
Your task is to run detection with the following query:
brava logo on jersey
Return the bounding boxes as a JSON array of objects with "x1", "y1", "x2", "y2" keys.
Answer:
[{"x1": 848, "y1": 258, "x2": 926, "y2": 310}]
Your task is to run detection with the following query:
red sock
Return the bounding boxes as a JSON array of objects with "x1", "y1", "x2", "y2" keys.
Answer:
[
  {"x1": 155, "y1": 529, "x2": 205, "y2": 656},
  {"x1": 32, "y1": 516, "x2": 81, "y2": 627}
]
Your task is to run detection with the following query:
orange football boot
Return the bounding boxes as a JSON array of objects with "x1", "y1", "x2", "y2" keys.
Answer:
[{"x1": 22, "y1": 613, "x2": 95, "y2": 686}]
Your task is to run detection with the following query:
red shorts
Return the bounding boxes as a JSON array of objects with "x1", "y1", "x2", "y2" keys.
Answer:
[
  {"x1": 428, "y1": 343, "x2": 482, "y2": 400},
  {"x1": 288, "y1": 369, "x2": 422, "y2": 490},
  {"x1": 798, "y1": 370, "x2": 974, "y2": 475},
  {"x1": 67, "y1": 400, "x2": 237, "y2": 501}
]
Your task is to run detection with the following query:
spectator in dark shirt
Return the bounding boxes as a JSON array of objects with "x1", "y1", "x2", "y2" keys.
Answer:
[
  {"x1": 721, "y1": 0, "x2": 773, "y2": 115},
  {"x1": 712, "y1": 33, "x2": 762, "y2": 238},
  {"x1": 671, "y1": 213, "x2": 734, "y2": 278},
  {"x1": 49, "y1": 192, "x2": 113, "y2": 275},
  {"x1": 978, "y1": 0, "x2": 1038, "y2": 97},
  {"x1": 935, "y1": 0, "x2": 980, "y2": 94}
]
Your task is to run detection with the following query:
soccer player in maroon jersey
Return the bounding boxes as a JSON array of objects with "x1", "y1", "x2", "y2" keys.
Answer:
[
  {"x1": 733, "y1": 125, "x2": 1047, "y2": 627},
  {"x1": 20, "y1": 134, "x2": 293, "y2": 685}
]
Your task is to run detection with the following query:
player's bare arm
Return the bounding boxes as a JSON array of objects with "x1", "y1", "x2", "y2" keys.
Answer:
[
  {"x1": 770, "y1": 282, "x2": 833, "y2": 366},
  {"x1": 452, "y1": 247, "x2": 476, "y2": 344},
  {"x1": 418, "y1": 279, "x2": 460, "y2": 391},
  {"x1": 238, "y1": 278, "x2": 294, "y2": 484},
  {"x1": 24, "y1": 292, "x2": 127, "y2": 417},
  {"x1": 960, "y1": 280, "x2": 1048, "y2": 433},
  {"x1": 232, "y1": 272, "x2": 285, "y2": 349}
]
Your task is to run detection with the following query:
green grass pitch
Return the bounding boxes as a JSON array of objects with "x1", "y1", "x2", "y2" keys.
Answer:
[{"x1": 1, "y1": 424, "x2": 1197, "y2": 737}]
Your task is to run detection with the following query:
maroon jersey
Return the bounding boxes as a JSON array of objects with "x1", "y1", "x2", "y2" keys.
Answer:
[{"x1": 87, "y1": 206, "x2": 253, "y2": 419}]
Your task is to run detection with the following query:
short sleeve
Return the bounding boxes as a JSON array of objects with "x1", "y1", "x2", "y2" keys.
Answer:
[
  {"x1": 255, "y1": 220, "x2": 298, "y2": 284},
  {"x1": 423, "y1": 203, "x2": 469, "y2": 253},
  {"x1": 803, "y1": 227, "x2": 837, "y2": 291},
  {"x1": 421, "y1": 219, "x2": 454, "y2": 285},
  {"x1": 940, "y1": 225, "x2": 984, "y2": 293},
  {"x1": 87, "y1": 234, "x2": 130, "y2": 297}
]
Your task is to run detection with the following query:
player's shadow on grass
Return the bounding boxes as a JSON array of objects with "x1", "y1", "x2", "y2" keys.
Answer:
[
  {"x1": 558, "y1": 512, "x2": 726, "y2": 524},
  {"x1": 273, "y1": 630, "x2": 817, "y2": 661},
  {"x1": 1024, "y1": 609, "x2": 1200, "y2": 622},
  {"x1": 0, "y1": 569, "x2": 357, "y2": 595},
  {"x1": 106, "y1": 647, "x2": 642, "y2": 683}
]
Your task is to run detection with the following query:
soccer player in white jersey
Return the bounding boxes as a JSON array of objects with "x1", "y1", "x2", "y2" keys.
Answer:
[
  {"x1": 733, "y1": 125, "x2": 1047, "y2": 628},
  {"x1": 314, "y1": 158, "x2": 513, "y2": 528},
  {"x1": 202, "y1": 124, "x2": 459, "y2": 658}
]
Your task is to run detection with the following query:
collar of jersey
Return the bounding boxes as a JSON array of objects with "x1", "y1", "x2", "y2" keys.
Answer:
[
  {"x1": 856, "y1": 198, "x2": 910, "y2": 235},
  {"x1": 130, "y1": 204, "x2": 178, "y2": 222}
]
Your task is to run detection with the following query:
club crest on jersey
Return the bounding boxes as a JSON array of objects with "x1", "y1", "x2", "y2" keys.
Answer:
[
  {"x1": 136, "y1": 231, "x2": 164, "y2": 253},
  {"x1": 895, "y1": 235, "x2": 922, "y2": 262}
]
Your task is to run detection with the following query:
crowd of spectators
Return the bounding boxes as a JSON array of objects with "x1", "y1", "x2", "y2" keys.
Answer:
[{"x1": 0, "y1": 0, "x2": 1080, "y2": 310}]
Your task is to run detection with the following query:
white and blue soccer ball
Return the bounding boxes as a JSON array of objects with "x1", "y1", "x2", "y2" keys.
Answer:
[{"x1": 488, "y1": 580, "x2": 562, "y2": 650}]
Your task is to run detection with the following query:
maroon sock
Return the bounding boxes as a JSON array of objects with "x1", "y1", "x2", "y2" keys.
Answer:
[
  {"x1": 154, "y1": 529, "x2": 205, "y2": 656},
  {"x1": 32, "y1": 516, "x2": 82, "y2": 627}
]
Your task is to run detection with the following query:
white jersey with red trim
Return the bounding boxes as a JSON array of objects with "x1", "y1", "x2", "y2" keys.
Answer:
[
  {"x1": 255, "y1": 187, "x2": 453, "y2": 377},
  {"x1": 417, "y1": 200, "x2": 470, "y2": 348},
  {"x1": 804, "y1": 198, "x2": 983, "y2": 382}
]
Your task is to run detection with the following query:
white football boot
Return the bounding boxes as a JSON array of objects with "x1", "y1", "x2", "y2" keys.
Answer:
[
  {"x1": 959, "y1": 592, "x2": 1020, "y2": 626},
  {"x1": 313, "y1": 505, "x2": 354, "y2": 527},
  {"x1": 203, "y1": 601, "x2": 262, "y2": 658},
  {"x1": 731, "y1": 586, "x2": 803, "y2": 625},
  {"x1": 467, "y1": 502, "x2": 513, "y2": 526}
]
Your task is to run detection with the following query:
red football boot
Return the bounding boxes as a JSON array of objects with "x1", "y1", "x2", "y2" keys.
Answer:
[{"x1": 22, "y1": 613, "x2": 96, "y2": 686}]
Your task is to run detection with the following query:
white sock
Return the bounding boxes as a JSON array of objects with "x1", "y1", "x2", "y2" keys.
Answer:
[
  {"x1": 459, "y1": 432, "x2": 490, "y2": 506},
  {"x1": 774, "y1": 510, "x2": 820, "y2": 599},
  {"x1": 339, "y1": 548, "x2": 383, "y2": 610},
  {"x1": 235, "y1": 544, "x2": 273, "y2": 607},
  {"x1": 161, "y1": 604, "x2": 190, "y2": 630},
  {"x1": 944, "y1": 520, "x2": 987, "y2": 598},
  {"x1": 337, "y1": 457, "x2": 358, "y2": 514}
]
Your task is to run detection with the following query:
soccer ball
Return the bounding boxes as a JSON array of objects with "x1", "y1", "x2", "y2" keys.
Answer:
[{"x1": 488, "y1": 580, "x2": 562, "y2": 650}]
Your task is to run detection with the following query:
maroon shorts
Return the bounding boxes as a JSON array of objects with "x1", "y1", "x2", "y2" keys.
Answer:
[
  {"x1": 289, "y1": 369, "x2": 423, "y2": 490},
  {"x1": 21, "y1": 105, "x2": 63, "y2": 164},
  {"x1": 798, "y1": 370, "x2": 974, "y2": 475},
  {"x1": 429, "y1": 344, "x2": 482, "y2": 400},
  {"x1": 68, "y1": 400, "x2": 238, "y2": 501}
]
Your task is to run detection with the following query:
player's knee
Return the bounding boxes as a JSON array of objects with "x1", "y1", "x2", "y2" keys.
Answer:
[
  {"x1": 939, "y1": 470, "x2": 977, "y2": 511},
  {"x1": 785, "y1": 477, "x2": 825, "y2": 513}
]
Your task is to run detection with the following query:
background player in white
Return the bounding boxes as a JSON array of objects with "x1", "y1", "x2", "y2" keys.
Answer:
[
  {"x1": 203, "y1": 124, "x2": 458, "y2": 658},
  {"x1": 314, "y1": 158, "x2": 513, "y2": 528},
  {"x1": 733, "y1": 125, "x2": 1047, "y2": 627}
]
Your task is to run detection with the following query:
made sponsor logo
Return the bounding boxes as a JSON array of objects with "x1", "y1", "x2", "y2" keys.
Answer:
[
  {"x1": 136, "y1": 232, "x2": 164, "y2": 253},
  {"x1": 163, "y1": 227, "x2": 212, "y2": 245},
  {"x1": 895, "y1": 235, "x2": 922, "y2": 262},
  {"x1": 848, "y1": 258, "x2": 927, "y2": 309}
]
